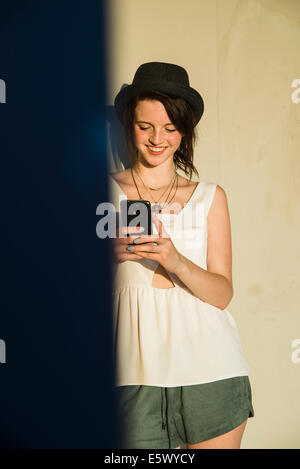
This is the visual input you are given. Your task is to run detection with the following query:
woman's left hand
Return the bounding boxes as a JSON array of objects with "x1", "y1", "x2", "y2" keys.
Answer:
[{"x1": 126, "y1": 213, "x2": 183, "y2": 274}]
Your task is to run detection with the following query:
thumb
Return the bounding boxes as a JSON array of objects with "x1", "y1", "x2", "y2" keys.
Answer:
[{"x1": 152, "y1": 213, "x2": 169, "y2": 238}]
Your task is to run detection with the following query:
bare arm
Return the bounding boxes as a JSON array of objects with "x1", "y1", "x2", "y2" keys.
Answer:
[{"x1": 173, "y1": 185, "x2": 233, "y2": 310}]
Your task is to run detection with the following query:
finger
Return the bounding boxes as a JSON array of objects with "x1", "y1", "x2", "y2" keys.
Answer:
[
  {"x1": 126, "y1": 243, "x2": 159, "y2": 253},
  {"x1": 127, "y1": 234, "x2": 160, "y2": 244},
  {"x1": 114, "y1": 246, "x2": 144, "y2": 262},
  {"x1": 151, "y1": 213, "x2": 169, "y2": 238},
  {"x1": 124, "y1": 253, "x2": 144, "y2": 260},
  {"x1": 118, "y1": 225, "x2": 145, "y2": 237},
  {"x1": 132, "y1": 251, "x2": 156, "y2": 260}
]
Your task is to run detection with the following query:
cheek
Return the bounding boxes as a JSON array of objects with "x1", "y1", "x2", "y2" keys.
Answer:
[
  {"x1": 169, "y1": 133, "x2": 182, "y2": 148},
  {"x1": 133, "y1": 129, "x2": 144, "y2": 144}
]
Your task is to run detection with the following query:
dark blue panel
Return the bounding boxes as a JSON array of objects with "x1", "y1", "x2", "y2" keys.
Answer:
[{"x1": 0, "y1": 0, "x2": 116, "y2": 448}]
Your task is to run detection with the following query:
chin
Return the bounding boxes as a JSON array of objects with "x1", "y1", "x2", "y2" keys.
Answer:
[
  {"x1": 138, "y1": 154, "x2": 161, "y2": 166},
  {"x1": 139, "y1": 151, "x2": 173, "y2": 167}
]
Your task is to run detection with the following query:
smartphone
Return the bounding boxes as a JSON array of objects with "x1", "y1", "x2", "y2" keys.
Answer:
[{"x1": 120, "y1": 199, "x2": 152, "y2": 244}]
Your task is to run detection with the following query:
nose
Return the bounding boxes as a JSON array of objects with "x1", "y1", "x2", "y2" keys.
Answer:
[{"x1": 149, "y1": 128, "x2": 164, "y2": 145}]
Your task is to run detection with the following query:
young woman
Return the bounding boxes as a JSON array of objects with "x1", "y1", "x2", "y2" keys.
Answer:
[{"x1": 109, "y1": 62, "x2": 254, "y2": 449}]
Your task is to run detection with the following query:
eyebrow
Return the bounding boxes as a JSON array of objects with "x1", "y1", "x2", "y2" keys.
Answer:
[{"x1": 135, "y1": 120, "x2": 175, "y2": 126}]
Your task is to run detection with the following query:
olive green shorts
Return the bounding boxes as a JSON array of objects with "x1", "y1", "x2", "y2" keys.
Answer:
[{"x1": 114, "y1": 376, "x2": 254, "y2": 449}]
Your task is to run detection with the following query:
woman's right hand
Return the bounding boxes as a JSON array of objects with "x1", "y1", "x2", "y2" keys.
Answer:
[{"x1": 111, "y1": 226, "x2": 145, "y2": 263}]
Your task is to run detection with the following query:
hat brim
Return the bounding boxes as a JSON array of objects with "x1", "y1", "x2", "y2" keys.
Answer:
[{"x1": 114, "y1": 82, "x2": 204, "y2": 125}]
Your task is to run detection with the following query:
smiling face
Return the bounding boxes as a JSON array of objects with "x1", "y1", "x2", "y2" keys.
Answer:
[{"x1": 133, "y1": 99, "x2": 183, "y2": 167}]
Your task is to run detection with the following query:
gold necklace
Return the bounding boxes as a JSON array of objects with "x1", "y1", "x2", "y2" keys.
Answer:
[
  {"x1": 160, "y1": 172, "x2": 179, "y2": 213},
  {"x1": 134, "y1": 166, "x2": 173, "y2": 191},
  {"x1": 133, "y1": 167, "x2": 176, "y2": 206},
  {"x1": 130, "y1": 168, "x2": 178, "y2": 214}
]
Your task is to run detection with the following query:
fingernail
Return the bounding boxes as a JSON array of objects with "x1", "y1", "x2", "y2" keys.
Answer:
[
  {"x1": 127, "y1": 246, "x2": 134, "y2": 251},
  {"x1": 133, "y1": 238, "x2": 140, "y2": 244}
]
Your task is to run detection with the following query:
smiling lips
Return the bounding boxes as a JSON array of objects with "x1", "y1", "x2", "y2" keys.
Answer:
[{"x1": 146, "y1": 145, "x2": 168, "y2": 156}]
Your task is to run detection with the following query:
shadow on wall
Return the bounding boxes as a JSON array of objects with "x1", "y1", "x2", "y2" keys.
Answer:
[{"x1": 106, "y1": 84, "x2": 133, "y2": 172}]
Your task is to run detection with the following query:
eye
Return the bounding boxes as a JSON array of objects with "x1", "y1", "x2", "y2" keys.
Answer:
[
  {"x1": 138, "y1": 126, "x2": 150, "y2": 131},
  {"x1": 166, "y1": 128, "x2": 177, "y2": 133}
]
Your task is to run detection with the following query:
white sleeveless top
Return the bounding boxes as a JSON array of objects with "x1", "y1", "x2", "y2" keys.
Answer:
[{"x1": 109, "y1": 175, "x2": 250, "y2": 387}]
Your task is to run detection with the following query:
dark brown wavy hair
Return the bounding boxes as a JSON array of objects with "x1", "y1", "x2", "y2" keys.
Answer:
[{"x1": 122, "y1": 90, "x2": 199, "y2": 181}]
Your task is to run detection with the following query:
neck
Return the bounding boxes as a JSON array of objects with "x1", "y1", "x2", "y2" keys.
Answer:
[{"x1": 132, "y1": 158, "x2": 176, "y2": 188}]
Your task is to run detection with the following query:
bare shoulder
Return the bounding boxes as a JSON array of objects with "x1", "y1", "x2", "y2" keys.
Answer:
[
  {"x1": 208, "y1": 184, "x2": 229, "y2": 218},
  {"x1": 109, "y1": 169, "x2": 131, "y2": 184},
  {"x1": 177, "y1": 175, "x2": 198, "y2": 190}
]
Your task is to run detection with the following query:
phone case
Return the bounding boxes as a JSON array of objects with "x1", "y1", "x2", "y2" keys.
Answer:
[{"x1": 120, "y1": 199, "x2": 153, "y2": 238}]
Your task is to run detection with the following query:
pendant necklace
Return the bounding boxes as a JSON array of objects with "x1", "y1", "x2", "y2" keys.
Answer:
[
  {"x1": 130, "y1": 167, "x2": 178, "y2": 214},
  {"x1": 133, "y1": 167, "x2": 175, "y2": 212}
]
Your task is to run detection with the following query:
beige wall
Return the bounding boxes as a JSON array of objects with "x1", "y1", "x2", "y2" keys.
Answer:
[{"x1": 107, "y1": 0, "x2": 300, "y2": 449}]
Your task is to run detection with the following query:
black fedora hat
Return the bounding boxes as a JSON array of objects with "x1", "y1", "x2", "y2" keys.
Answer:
[{"x1": 114, "y1": 62, "x2": 204, "y2": 125}]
